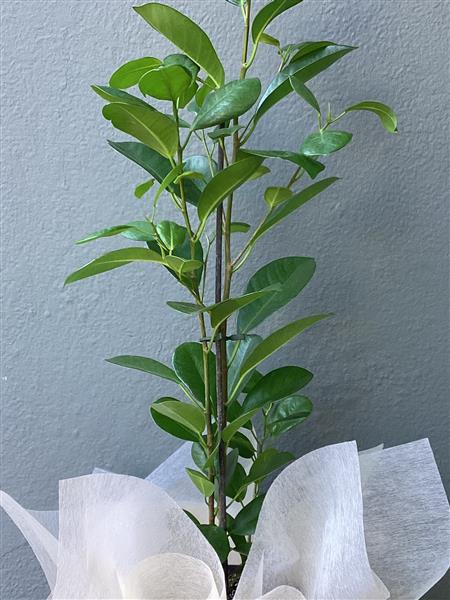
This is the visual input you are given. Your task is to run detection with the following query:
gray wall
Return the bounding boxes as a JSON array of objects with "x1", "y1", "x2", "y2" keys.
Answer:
[{"x1": 1, "y1": 0, "x2": 448, "y2": 598}]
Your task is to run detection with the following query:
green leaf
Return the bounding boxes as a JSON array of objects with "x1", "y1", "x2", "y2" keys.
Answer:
[
  {"x1": 260, "y1": 32, "x2": 280, "y2": 48},
  {"x1": 186, "y1": 468, "x2": 215, "y2": 497},
  {"x1": 230, "y1": 221, "x2": 251, "y2": 233},
  {"x1": 106, "y1": 355, "x2": 180, "y2": 384},
  {"x1": 134, "y1": 3, "x2": 225, "y2": 88},
  {"x1": 150, "y1": 397, "x2": 200, "y2": 442},
  {"x1": 247, "y1": 448, "x2": 294, "y2": 483},
  {"x1": 241, "y1": 370, "x2": 263, "y2": 394},
  {"x1": 109, "y1": 57, "x2": 161, "y2": 88},
  {"x1": 183, "y1": 155, "x2": 216, "y2": 190},
  {"x1": 168, "y1": 236, "x2": 204, "y2": 290},
  {"x1": 301, "y1": 130, "x2": 352, "y2": 156},
  {"x1": 191, "y1": 442, "x2": 208, "y2": 472},
  {"x1": 75, "y1": 222, "x2": 154, "y2": 245},
  {"x1": 242, "y1": 365, "x2": 313, "y2": 411},
  {"x1": 254, "y1": 42, "x2": 355, "y2": 124},
  {"x1": 241, "y1": 148, "x2": 324, "y2": 179},
  {"x1": 64, "y1": 247, "x2": 165, "y2": 285},
  {"x1": 231, "y1": 495, "x2": 265, "y2": 535},
  {"x1": 173, "y1": 342, "x2": 216, "y2": 406},
  {"x1": 228, "y1": 431, "x2": 255, "y2": 459},
  {"x1": 197, "y1": 156, "x2": 263, "y2": 233},
  {"x1": 167, "y1": 301, "x2": 202, "y2": 315},
  {"x1": 192, "y1": 79, "x2": 261, "y2": 130},
  {"x1": 228, "y1": 334, "x2": 262, "y2": 399},
  {"x1": 252, "y1": 0, "x2": 303, "y2": 44},
  {"x1": 91, "y1": 85, "x2": 150, "y2": 108},
  {"x1": 237, "y1": 314, "x2": 331, "y2": 386},
  {"x1": 226, "y1": 0, "x2": 247, "y2": 5},
  {"x1": 237, "y1": 257, "x2": 316, "y2": 333},
  {"x1": 164, "y1": 53, "x2": 199, "y2": 80},
  {"x1": 103, "y1": 103, "x2": 178, "y2": 159},
  {"x1": 225, "y1": 463, "x2": 248, "y2": 501},
  {"x1": 289, "y1": 75, "x2": 320, "y2": 113},
  {"x1": 151, "y1": 399, "x2": 204, "y2": 434},
  {"x1": 209, "y1": 288, "x2": 277, "y2": 330},
  {"x1": 198, "y1": 525, "x2": 230, "y2": 563},
  {"x1": 134, "y1": 180, "x2": 154, "y2": 198},
  {"x1": 208, "y1": 124, "x2": 244, "y2": 141},
  {"x1": 121, "y1": 220, "x2": 155, "y2": 241},
  {"x1": 139, "y1": 64, "x2": 192, "y2": 101},
  {"x1": 267, "y1": 395, "x2": 313, "y2": 435},
  {"x1": 345, "y1": 100, "x2": 398, "y2": 133},
  {"x1": 225, "y1": 448, "x2": 240, "y2": 488},
  {"x1": 108, "y1": 141, "x2": 204, "y2": 207},
  {"x1": 164, "y1": 256, "x2": 203, "y2": 276},
  {"x1": 222, "y1": 408, "x2": 259, "y2": 443},
  {"x1": 264, "y1": 186, "x2": 292, "y2": 207},
  {"x1": 253, "y1": 177, "x2": 338, "y2": 243},
  {"x1": 156, "y1": 220, "x2": 186, "y2": 251},
  {"x1": 249, "y1": 164, "x2": 271, "y2": 181}
]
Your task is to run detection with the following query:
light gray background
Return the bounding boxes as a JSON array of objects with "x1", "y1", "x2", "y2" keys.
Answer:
[{"x1": 1, "y1": 0, "x2": 449, "y2": 598}]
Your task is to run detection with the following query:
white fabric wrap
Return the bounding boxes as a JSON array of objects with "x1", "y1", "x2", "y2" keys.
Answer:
[{"x1": 1, "y1": 439, "x2": 449, "y2": 599}]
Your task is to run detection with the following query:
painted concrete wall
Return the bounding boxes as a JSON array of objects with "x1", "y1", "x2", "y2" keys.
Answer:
[{"x1": 1, "y1": 1, "x2": 448, "y2": 597}]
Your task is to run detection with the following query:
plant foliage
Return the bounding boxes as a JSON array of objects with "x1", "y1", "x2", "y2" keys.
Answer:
[{"x1": 66, "y1": 0, "x2": 397, "y2": 583}]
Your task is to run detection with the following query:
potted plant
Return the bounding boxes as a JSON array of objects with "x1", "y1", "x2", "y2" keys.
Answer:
[{"x1": 63, "y1": 0, "x2": 399, "y2": 594}]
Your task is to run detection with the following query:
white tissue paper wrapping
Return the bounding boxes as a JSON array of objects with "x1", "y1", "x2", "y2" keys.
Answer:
[{"x1": 1, "y1": 439, "x2": 449, "y2": 599}]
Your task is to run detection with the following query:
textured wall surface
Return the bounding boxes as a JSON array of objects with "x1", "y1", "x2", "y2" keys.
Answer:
[{"x1": 1, "y1": 1, "x2": 449, "y2": 598}]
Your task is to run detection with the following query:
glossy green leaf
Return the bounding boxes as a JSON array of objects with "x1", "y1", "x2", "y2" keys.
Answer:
[
  {"x1": 230, "y1": 495, "x2": 265, "y2": 535},
  {"x1": 108, "y1": 141, "x2": 203, "y2": 207},
  {"x1": 241, "y1": 148, "x2": 324, "y2": 179},
  {"x1": 139, "y1": 64, "x2": 192, "y2": 101},
  {"x1": 164, "y1": 53, "x2": 199, "y2": 80},
  {"x1": 168, "y1": 236, "x2": 204, "y2": 290},
  {"x1": 75, "y1": 222, "x2": 154, "y2": 245},
  {"x1": 225, "y1": 448, "x2": 240, "y2": 488},
  {"x1": 191, "y1": 442, "x2": 208, "y2": 472},
  {"x1": 345, "y1": 101, "x2": 398, "y2": 133},
  {"x1": 252, "y1": 0, "x2": 303, "y2": 44},
  {"x1": 222, "y1": 408, "x2": 259, "y2": 443},
  {"x1": 237, "y1": 314, "x2": 330, "y2": 386},
  {"x1": 289, "y1": 75, "x2": 320, "y2": 113},
  {"x1": 156, "y1": 220, "x2": 186, "y2": 251},
  {"x1": 228, "y1": 334, "x2": 262, "y2": 398},
  {"x1": 109, "y1": 57, "x2": 161, "y2": 88},
  {"x1": 186, "y1": 468, "x2": 215, "y2": 497},
  {"x1": 173, "y1": 342, "x2": 216, "y2": 406},
  {"x1": 267, "y1": 395, "x2": 313, "y2": 435},
  {"x1": 208, "y1": 124, "x2": 243, "y2": 141},
  {"x1": 192, "y1": 79, "x2": 261, "y2": 130},
  {"x1": 134, "y1": 179, "x2": 154, "y2": 198},
  {"x1": 91, "y1": 85, "x2": 150, "y2": 108},
  {"x1": 242, "y1": 366, "x2": 313, "y2": 411},
  {"x1": 225, "y1": 463, "x2": 248, "y2": 501},
  {"x1": 134, "y1": 3, "x2": 225, "y2": 88},
  {"x1": 230, "y1": 221, "x2": 251, "y2": 233},
  {"x1": 150, "y1": 397, "x2": 199, "y2": 441},
  {"x1": 151, "y1": 399, "x2": 204, "y2": 434},
  {"x1": 238, "y1": 256, "x2": 316, "y2": 333},
  {"x1": 164, "y1": 255, "x2": 203, "y2": 276},
  {"x1": 228, "y1": 431, "x2": 255, "y2": 459},
  {"x1": 209, "y1": 288, "x2": 277, "y2": 330},
  {"x1": 247, "y1": 448, "x2": 294, "y2": 483},
  {"x1": 167, "y1": 301, "x2": 202, "y2": 314},
  {"x1": 197, "y1": 156, "x2": 263, "y2": 233},
  {"x1": 301, "y1": 130, "x2": 352, "y2": 156},
  {"x1": 64, "y1": 247, "x2": 165, "y2": 285},
  {"x1": 249, "y1": 164, "x2": 271, "y2": 181},
  {"x1": 264, "y1": 186, "x2": 292, "y2": 207},
  {"x1": 254, "y1": 42, "x2": 355, "y2": 124},
  {"x1": 121, "y1": 220, "x2": 155, "y2": 241},
  {"x1": 198, "y1": 525, "x2": 230, "y2": 563},
  {"x1": 241, "y1": 370, "x2": 263, "y2": 394},
  {"x1": 260, "y1": 32, "x2": 280, "y2": 48},
  {"x1": 106, "y1": 355, "x2": 180, "y2": 384},
  {"x1": 253, "y1": 177, "x2": 338, "y2": 243},
  {"x1": 103, "y1": 103, "x2": 178, "y2": 158},
  {"x1": 183, "y1": 155, "x2": 216, "y2": 191}
]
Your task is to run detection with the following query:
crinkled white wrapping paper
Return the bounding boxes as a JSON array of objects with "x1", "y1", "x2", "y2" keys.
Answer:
[{"x1": 1, "y1": 440, "x2": 449, "y2": 599}]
